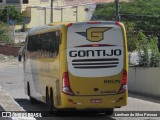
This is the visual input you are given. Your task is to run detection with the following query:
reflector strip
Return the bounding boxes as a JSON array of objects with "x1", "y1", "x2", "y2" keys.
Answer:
[
  {"x1": 72, "y1": 62, "x2": 119, "y2": 65},
  {"x1": 74, "y1": 65, "x2": 117, "y2": 69},
  {"x1": 75, "y1": 44, "x2": 116, "y2": 47},
  {"x1": 72, "y1": 58, "x2": 119, "y2": 62}
]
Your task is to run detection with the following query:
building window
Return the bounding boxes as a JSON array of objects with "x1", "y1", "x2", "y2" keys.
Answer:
[
  {"x1": 23, "y1": 0, "x2": 28, "y2": 4},
  {"x1": 6, "y1": 0, "x2": 20, "y2": 4}
]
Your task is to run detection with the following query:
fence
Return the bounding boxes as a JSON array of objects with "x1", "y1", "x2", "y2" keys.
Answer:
[{"x1": 0, "y1": 45, "x2": 21, "y2": 57}]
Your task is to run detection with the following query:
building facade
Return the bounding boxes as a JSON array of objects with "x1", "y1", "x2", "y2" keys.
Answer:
[{"x1": 0, "y1": 0, "x2": 127, "y2": 29}]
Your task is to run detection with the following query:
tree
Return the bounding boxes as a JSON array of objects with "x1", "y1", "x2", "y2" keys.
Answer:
[
  {"x1": 149, "y1": 36, "x2": 160, "y2": 67},
  {"x1": 0, "y1": 6, "x2": 24, "y2": 25},
  {"x1": 91, "y1": 0, "x2": 160, "y2": 67},
  {"x1": 0, "y1": 22, "x2": 12, "y2": 44},
  {"x1": 136, "y1": 32, "x2": 160, "y2": 67},
  {"x1": 0, "y1": 6, "x2": 24, "y2": 44},
  {"x1": 136, "y1": 32, "x2": 150, "y2": 67},
  {"x1": 92, "y1": 0, "x2": 160, "y2": 36},
  {"x1": 128, "y1": 37, "x2": 137, "y2": 65},
  {"x1": 120, "y1": 0, "x2": 160, "y2": 36}
]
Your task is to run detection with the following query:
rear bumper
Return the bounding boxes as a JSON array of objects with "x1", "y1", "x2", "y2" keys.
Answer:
[{"x1": 60, "y1": 91, "x2": 128, "y2": 110}]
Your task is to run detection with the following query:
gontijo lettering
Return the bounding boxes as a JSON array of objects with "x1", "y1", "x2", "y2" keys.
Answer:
[{"x1": 69, "y1": 49, "x2": 122, "y2": 57}]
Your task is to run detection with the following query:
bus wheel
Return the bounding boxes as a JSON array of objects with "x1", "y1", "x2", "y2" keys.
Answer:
[
  {"x1": 46, "y1": 87, "x2": 49, "y2": 104},
  {"x1": 46, "y1": 88, "x2": 54, "y2": 112},
  {"x1": 104, "y1": 108, "x2": 114, "y2": 116},
  {"x1": 27, "y1": 82, "x2": 37, "y2": 104},
  {"x1": 49, "y1": 88, "x2": 54, "y2": 112},
  {"x1": 46, "y1": 87, "x2": 52, "y2": 112}
]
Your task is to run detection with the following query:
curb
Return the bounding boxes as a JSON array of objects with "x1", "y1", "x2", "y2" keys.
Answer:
[{"x1": 0, "y1": 86, "x2": 36, "y2": 120}]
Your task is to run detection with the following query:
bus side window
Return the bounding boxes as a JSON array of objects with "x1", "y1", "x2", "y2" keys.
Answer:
[
  {"x1": 27, "y1": 37, "x2": 30, "y2": 51},
  {"x1": 52, "y1": 31, "x2": 60, "y2": 56},
  {"x1": 27, "y1": 36, "x2": 36, "y2": 52},
  {"x1": 48, "y1": 32, "x2": 54, "y2": 53},
  {"x1": 55, "y1": 30, "x2": 61, "y2": 53},
  {"x1": 37, "y1": 34, "x2": 42, "y2": 52},
  {"x1": 42, "y1": 33, "x2": 48, "y2": 52}
]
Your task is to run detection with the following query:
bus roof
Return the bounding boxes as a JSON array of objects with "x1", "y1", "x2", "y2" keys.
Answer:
[
  {"x1": 28, "y1": 25, "x2": 63, "y2": 36},
  {"x1": 28, "y1": 21, "x2": 123, "y2": 36},
  {"x1": 49, "y1": 22, "x2": 75, "y2": 26},
  {"x1": 49, "y1": 21, "x2": 121, "y2": 27}
]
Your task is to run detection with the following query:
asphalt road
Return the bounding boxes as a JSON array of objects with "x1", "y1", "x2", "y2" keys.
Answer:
[{"x1": 0, "y1": 61, "x2": 160, "y2": 120}]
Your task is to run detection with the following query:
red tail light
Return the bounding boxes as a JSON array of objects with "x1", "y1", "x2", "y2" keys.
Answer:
[
  {"x1": 62, "y1": 72, "x2": 74, "y2": 95},
  {"x1": 118, "y1": 70, "x2": 127, "y2": 93},
  {"x1": 122, "y1": 70, "x2": 127, "y2": 85}
]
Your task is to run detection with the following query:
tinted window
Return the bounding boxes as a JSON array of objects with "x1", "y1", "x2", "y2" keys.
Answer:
[
  {"x1": 28, "y1": 35, "x2": 40, "y2": 52},
  {"x1": 27, "y1": 31, "x2": 60, "y2": 57}
]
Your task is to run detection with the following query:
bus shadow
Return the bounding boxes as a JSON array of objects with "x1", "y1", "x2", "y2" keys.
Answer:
[
  {"x1": 15, "y1": 99, "x2": 115, "y2": 120},
  {"x1": 15, "y1": 98, "x2": 47, "y2": 111},
  {"x1": 128, "y1": 92, "x2": 160, "y2": 104},
  {"x1": 0, "y1": 105, "x2": 5, "y2": 111}
]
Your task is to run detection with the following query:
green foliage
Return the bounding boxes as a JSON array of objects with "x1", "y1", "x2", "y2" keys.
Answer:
[
  {"x1": 92, "y1": 4, "x2": 115, "y2": 20},
  {"x1": 0, "y1": 22, "x2": 12, "y2": 44},
  {"x1": 92, "y1": 0, "x2": 160, "y2": 67},
  {"x1": 92, "y1": 0, "x2": 160, "y2": 36},
  {"x1": 128, "y1": 36, "x2": 137, "y2": 64},
  {"x1": 126, "y1": 21, "x2": 138, "y2": 53},
  {"x1": 0, "y1": 6, "x2": 24, "y2": 25},
  {"x1": 137, "y1": 32, "x2": 150, "y2": 67},
  {"x1": 128, "y1": 37, "x2": 137, "y2": 53},
  {"x1": 149, "y1": 36, "x2": 160, "y2": 67},
  {"x1": 136, "y1": 32, "x2": 160, "y2": 67}
]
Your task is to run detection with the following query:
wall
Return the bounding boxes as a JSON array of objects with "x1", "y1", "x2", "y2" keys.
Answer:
[
  {"x1": 14, "y1": 32, "x2": 27, "y2": 43},
  {"x1": 24, "y1": 4, "x2": 96, "y2": 29},
  {"x1": 0, "y1": 0, "x2": 96, "y2": 29},
  {"x1": 128, "y1": 67, "x2": 160, "y2": 98}
]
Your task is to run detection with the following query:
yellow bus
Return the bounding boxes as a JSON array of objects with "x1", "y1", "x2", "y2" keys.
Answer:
[{"x1": 20, "y1": 21, "x2": 128, "y2": 115}]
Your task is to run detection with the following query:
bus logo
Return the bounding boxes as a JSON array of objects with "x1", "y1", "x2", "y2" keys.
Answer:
[{"x1": 76, "y1": 27, "x2": 112, "y2": 42}]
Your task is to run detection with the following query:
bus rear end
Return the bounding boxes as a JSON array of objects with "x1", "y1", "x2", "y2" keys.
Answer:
[{"x1": 61, "y1": 22, "x2": 128, "y2": 112}]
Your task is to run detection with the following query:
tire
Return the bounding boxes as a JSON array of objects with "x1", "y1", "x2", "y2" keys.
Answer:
[
  {"x1": 49, "y1": 88, "x2": 54, "y2": 112},
  {"x1": 104, "y1": 108, "x2": 114, "y2": 116},
  {"x1": 46, "y1": 87, "x2": 49, "y2": 103},
  {"x1": 46, "y1": 88, "x2": 54, "y2": 113},
  {"x1": 27, "y1": 82, "x2": 37, "y2": 104},
  {"x1": 46, "y1": 87, "x2": 60, "y2": 116}
]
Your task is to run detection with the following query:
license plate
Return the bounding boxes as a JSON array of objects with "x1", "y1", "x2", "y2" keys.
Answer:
[{"x1": 90, "y1": 99, "x2": 102, "y2": 103}]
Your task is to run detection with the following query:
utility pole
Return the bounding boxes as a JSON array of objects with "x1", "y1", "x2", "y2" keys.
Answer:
[
  {"x1": 76, "y1": 6, "x2": 78, "y2": 22},
  {"x1": 51, "y1": 0, "x2": 53, "y2": 23},
  {"x1": 115, "y1": 0, "x2": 120, "y2": 21}
]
